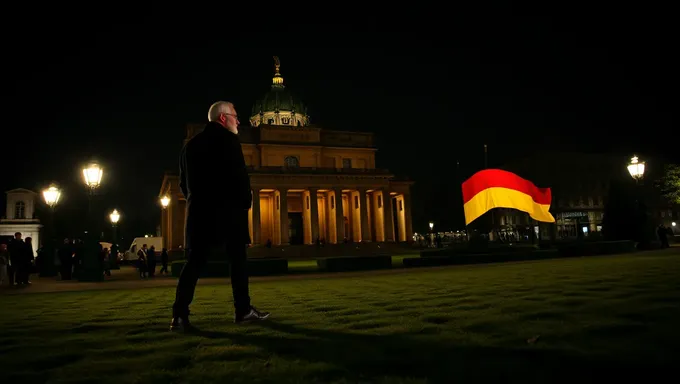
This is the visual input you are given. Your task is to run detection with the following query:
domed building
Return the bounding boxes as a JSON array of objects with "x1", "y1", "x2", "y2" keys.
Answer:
[
  {"x1": 159, "y1": 57, "x2": 413, "y2": 256},
  {"x1": 249, "y1": 57, "x2": 310, "y2": 127}
]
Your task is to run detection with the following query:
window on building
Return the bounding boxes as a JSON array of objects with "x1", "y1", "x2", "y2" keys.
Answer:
[
  {"x1": 268, "y1": 118, "x2": 274, "y2": 124},
  {"x1": 281, "y1": 117, "x2": 290, "y2": 124},
  {"x1": 378, "y1": 195, "x2": 382, "y2": 208},
  {"x1": 14, "y1": 201, "x2": 25, "y2": 219},
  {"x1": 284, "y1": 156, "x2": 299, "y2": 168},
  {"x1": 354, "y1": 195, "x2": 359, "y2": 208},
  {"x1": 342, "y1": 158, "x2": 352, "y2": 169}
]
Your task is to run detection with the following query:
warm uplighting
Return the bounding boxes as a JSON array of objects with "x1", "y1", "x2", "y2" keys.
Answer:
[
  {"x1": 82, "y1": 162, "x2": 103, "y2": 189},
  {"x1": 160, "y1": 195, "x2": 170, "y2": 208},
  {"x1": 109, "y1": 209, "x2": 120, "y2": 224},
  {"x1": 627, "y1": 155, "x2": 645, "y2": 180},
  {"x1": 42, "y1": 184, "x2": 61, "y2": 208}
]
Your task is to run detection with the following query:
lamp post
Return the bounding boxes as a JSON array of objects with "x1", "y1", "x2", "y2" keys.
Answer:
[
  {"x1": 627, "y1": 155, "x2": 651, "y2": 247},
  {"x1": 40, "y1": 184, "x2": 61, "y2": 277},
  {"x1": 160, "y1": 196, "x2": 170, "y2": 250},
  {"x1": 81, "y1": 161, "x2": 104, "y2": 282},
  {"x1": 109, "y1": 209, "x2": 120, "y2": 270}
]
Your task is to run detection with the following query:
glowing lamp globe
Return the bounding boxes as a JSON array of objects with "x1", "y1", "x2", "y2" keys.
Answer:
[
  {"x1": 160, "y1": 196, "x2": 170, "y2": 208},
  {"x1": 627, "y1": 155, "x2": 645, "y2": 180},
  {"x1": 83, "y1": 162, "x2": 103, "y2": 189},
  {"x1": 429, "y1": 222, "x2": 434, "y2": 230},
  {"x1": 109, "y1": 209, "x2": 120, "y2": 224},
  {"x1": 42, "y1": 184, "x2": 61, "y2": 208}
]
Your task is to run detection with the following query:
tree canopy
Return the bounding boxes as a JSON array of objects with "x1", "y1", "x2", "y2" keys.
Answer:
[{"x1": 657, "y1": 164, "x2": 680, "y2": 205}]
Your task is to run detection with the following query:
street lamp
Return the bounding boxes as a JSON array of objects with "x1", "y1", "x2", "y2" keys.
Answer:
[
  {"x1": 108, "y1": 209, "x2": 121, "y2": 270},
  {"x1": 109, "y1": 209, "x2": 120, "y2": 225},
  {"x1": 42, "y1": 185, "x2": 61, "y2": 209},
  {"x1": 627, "y1": 155, "x2": 645, "y2": 182},
  {"x1": 80, "y1": 161, "x2": 104, "y2": 282},
  {"x1": 160, "y1": 195, "x2": 170, "y2": 208},
  {"x1": 429, "y1": 222, "x2": 434, "y2": 231},
  {"x1": 40, "y1": 184, "x2": 61, "y2": 277}
]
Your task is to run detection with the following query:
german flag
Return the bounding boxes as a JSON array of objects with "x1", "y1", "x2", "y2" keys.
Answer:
[{"x1": 462, "y1": 169, "x2": 555, "y2": 225}]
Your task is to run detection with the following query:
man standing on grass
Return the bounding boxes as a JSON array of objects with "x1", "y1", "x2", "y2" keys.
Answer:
[{"x1": 171, "y1": 101, "x2": 270, "y2": 332}]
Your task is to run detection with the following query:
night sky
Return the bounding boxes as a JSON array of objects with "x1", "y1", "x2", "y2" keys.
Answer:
[{"x1": 4, "y1": 17, "x2": 677, "y2": 245}]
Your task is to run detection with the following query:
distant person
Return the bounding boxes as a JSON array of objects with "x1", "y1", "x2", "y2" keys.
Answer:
[
  {"x1": 58, "y1": 238, "x2": 74, "y2": 280},
  {"x1": 137, "y1": 244, "x2": 148, "y2": 279},
  {"x1": 0, "y1": 243, "x2": 9, "y2": 286},
  {"x1": 171, "y1": 101, "x2": 269, "y2": 332},
  {"x1": 657, "y1": 225, "x2": 669, "y2": 248},
  {"x1": 159, "y1": 248, "x2": 169, "y2": 275},
  {"x1": 147, "y1": 245, "x2": 157, "y2": 277}
]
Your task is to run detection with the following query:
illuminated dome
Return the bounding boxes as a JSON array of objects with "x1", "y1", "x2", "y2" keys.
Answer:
[{"x1": 249, "y1": 56, "x2": 310, "y2": 127}]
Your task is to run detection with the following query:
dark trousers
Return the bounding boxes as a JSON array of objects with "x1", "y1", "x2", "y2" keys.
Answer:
[
  {"x1": 15, "y1": 263, "x2": 30, "y2": 284},
  {"x1": 60, "y1": 263, "x2": 72, "y2": 280},
  {"x1": 173, "y1": 243, "x2": 250, "y2": 317},
  {"x1": 160, "y1": 262, "x2": 168, "y2": 274},
  {"x1": 7, "y1": 265, "x2": 15, "y2": 285}
]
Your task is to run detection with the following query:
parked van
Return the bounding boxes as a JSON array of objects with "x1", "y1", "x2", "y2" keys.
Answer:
[{"x1": 123, "y1": 236, "x2": 163, "y2": 261}]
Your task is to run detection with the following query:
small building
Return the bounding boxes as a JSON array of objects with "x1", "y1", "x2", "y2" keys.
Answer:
[{"x1": 0, "y1": 188, "x2": 42, "y2": 256}]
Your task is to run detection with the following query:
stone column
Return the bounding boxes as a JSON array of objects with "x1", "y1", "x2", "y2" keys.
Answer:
[
  {"x1": 252, "y1": 189, "x2": 261, "y2": 245},
  {"x1": 359, "y1": 189, "x2": 371, "y2": 241},
  {"x1": 382, "y1": 190, "x2": 395, "y2": 241},
  {"x1": 309, "y1": 188, "x2": 319, "y2": 243},
  {"x1": 279, "y1": 189, "x2": 288, "y2": 245},
  {"x1": 334, "y1": 188, "x2": 345, "y2": 242},
  {"x1": 403, "y1": 192, "x2": 413, "y2": 241}
]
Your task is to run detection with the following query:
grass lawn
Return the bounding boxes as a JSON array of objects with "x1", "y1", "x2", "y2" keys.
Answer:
[{"x1": 1, "y1": 251, "x2": 679, "y2": 383}]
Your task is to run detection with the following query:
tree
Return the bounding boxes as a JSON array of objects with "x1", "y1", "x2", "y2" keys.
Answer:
[{"x1": 656, "y1": 164, "x2": 680, "y2": 205}]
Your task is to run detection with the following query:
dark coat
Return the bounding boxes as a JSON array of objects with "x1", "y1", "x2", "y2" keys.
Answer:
[{"x1": 180, "y1": 122, "x2": 252, "y2": 249}]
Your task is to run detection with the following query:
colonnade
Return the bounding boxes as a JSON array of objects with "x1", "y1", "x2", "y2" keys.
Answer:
[{"x1": 248, "y1": 187, "x2": 413, "y2": 245}]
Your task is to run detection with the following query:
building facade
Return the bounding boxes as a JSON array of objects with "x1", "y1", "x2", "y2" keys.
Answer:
[
  {"x1": 498, "y1": 152, "x2": 679, "y2": 240},
  {"x1": 159, "y1": 58, "x2": 414, "y2": 250},
  {"x1": 0, "y1": 188, "x2": 42, "y2": 256}
]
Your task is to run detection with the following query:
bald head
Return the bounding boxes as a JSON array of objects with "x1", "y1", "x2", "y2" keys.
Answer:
[{"x1": 208, "y1": 101, "x2": 239, "y2": 134}]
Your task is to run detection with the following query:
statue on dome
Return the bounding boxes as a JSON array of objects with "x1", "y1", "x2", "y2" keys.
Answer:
[{"x1": 273, "y1": 56, "x2": 281, "y2": 75}]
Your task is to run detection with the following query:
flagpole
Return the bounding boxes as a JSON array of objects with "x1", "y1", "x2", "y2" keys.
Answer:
[
  {"x1": 458, "y1": 160, "x2": 469, "y2": 241},
  {"x1": 485, "y1": 144, "x2": 496, "y2": 241}
]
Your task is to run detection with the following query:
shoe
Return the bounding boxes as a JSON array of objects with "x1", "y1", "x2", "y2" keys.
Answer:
[
  {"x1": 235, "y1": 306, "x2": 270, "y2": 324},
  {"x1": 170, "y1": 315, "x2": 197, "y2": 332}
]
